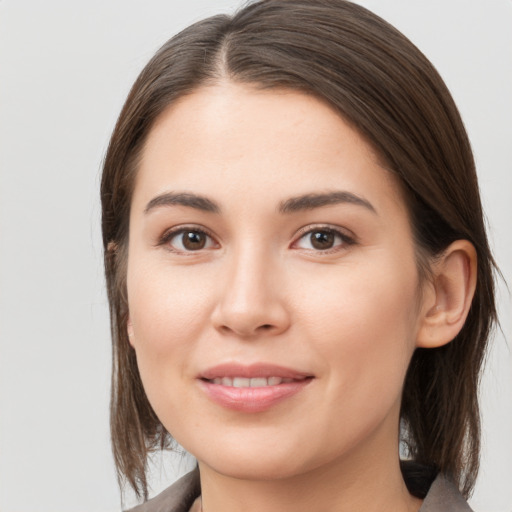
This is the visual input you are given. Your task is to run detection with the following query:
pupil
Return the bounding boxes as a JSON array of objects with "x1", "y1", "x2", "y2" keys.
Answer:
[
  {"x1": 311, "y1": 231, "x2": 334, "y2": 249},
  {"x1": 183, "y1": 231, "x2": 206, "y2": 250}
]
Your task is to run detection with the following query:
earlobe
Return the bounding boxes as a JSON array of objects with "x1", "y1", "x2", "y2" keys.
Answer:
[{"x1": 416, "y1": 240, "x2": 477, "y2": 349}]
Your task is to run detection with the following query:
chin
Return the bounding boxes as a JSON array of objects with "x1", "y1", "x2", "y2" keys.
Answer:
[
  {"x1": 203, "y1": 458, "x2": 307, "y2": 482},
  {"x1": 192, "y1": 439, "x2": 320, "y2": 482}
]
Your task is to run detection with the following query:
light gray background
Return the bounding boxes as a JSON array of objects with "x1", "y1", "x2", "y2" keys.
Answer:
[{"x1": 0, "y1": 1, "x2": 510, "y2": 511}]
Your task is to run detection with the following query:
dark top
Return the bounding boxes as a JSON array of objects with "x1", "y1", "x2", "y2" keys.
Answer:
[{"x1": 127, "y1": 464, "x2": 473, "y2": 512}]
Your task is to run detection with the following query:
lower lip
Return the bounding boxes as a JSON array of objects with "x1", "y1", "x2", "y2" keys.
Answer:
[{"x1": 199, "y1": 379, "x2": 312, "y2": 413}]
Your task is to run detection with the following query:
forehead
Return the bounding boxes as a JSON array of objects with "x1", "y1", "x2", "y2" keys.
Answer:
[{"x1": 133, "y1": 82, "x2": 406, "y2": 218}]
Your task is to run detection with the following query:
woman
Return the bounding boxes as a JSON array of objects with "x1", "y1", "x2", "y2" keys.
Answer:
[{"x1": 101, "y1": 1, "x2": 497, "y2": 511}]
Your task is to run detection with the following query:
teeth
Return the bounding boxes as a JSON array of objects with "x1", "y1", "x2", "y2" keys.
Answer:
[
  {"x1": 233, "y1": 377, "x2": 250, "y2": 388},
  {"x1": 250, "y1": 378, "x2": 268, "y2": 387},
  {"x1": 211, "y1": 377, "x2": 287, "y2": 387}
]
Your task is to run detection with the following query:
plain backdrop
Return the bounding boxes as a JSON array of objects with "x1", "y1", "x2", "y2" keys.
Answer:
[{"x1": 0, "y1": 1, "x2": 511, "y2": 511}]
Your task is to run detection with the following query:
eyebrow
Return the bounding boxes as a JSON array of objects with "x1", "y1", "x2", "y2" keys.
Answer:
[
  {"x1": 278, "y1": 191, "x2": 377, "y2": 214},
  {"x1": 144, "y1": 192, "x2": 221, "y2": 214},
  {"x1": 144, "y1": 190, "x2": 376, "y2": 216}
]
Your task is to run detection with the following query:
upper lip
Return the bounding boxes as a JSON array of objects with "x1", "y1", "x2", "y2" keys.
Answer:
[{"x1": 199, "y1": 363, "x2": 313, "y2": 381}]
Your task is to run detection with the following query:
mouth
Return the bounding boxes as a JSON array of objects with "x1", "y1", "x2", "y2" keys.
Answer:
[
  {"x1": 206, "y1": 376, "x2": 298, "y2": 387},
  {"x1": 198, "y1": 363, "x2": 314, "y2": 412}
]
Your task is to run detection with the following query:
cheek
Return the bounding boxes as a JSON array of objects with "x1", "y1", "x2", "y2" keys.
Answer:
[
  {"x1": 128, "y1": 261, "x2": 212, "y2": 351},
  {"x1": 125, "y1": 262, "x2": 220, "y2": 432},
  {"x1": 288, "y1": 259, "x2": 420, "y2": 459},
  {"x1": 295, "y1": 254, "x2": 420, "y2": 387},
  {"x1": 125, "y1": 259, "x2": 218, "y2": 415}
]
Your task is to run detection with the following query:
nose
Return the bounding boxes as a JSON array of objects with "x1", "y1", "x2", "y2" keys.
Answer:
[{"x1": 210, "y1": 247, "x2": 291, "y2": 339}]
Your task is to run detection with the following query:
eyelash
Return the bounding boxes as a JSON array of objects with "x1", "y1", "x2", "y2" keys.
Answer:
[
  {"x1": 292, "y1": 225, "x2": 356, "y2": 253},
  {"x1": 157, "y1": 224, "x2": 356, "y2": 254},
  {"x1": 158, "y1": 225, "x2": 217, "y2": 254}
]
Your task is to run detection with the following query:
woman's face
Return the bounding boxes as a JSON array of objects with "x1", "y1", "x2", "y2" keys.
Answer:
[{"x1": 127, "y1": 83, "x2": 427, "y2": 480}]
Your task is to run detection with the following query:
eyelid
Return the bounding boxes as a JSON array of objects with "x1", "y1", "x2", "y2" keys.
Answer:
[
  {"x1": 157, "y1": 224, "x2": 219, "y2": 253},
  {"x1": 156, "y1": 223, "x2": 356, "y2": 254},
  {"x1": 291, "y1": 224, "x2": 357, "y2": 252}
]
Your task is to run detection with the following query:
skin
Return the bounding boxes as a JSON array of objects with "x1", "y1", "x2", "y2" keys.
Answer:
[{"x1": 126, "y1": 83, "x2": 476, "y2": 512}]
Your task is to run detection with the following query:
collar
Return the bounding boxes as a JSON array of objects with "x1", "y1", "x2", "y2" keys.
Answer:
[{"x1": 126, "y1": 464, "x2": 473, "y2": 512}]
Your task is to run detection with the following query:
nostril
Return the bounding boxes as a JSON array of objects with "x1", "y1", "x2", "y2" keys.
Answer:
[{"x1": 260, "y1": 324, "x2": 273, "y2": 330}]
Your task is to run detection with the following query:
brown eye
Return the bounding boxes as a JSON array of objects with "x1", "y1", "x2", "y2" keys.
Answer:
[
  {"x1": 163, "y1": 228, "x2": 216, "y2": 252},
  {"x1": 310, "y1": 231, "x2": 335, "y2": 250},
  {"x1": 182, "y1": 231, "x2": 207, "y2": 250},
  {"x1": 294, "y1": 227, "x2": 352, "y2": 252}
]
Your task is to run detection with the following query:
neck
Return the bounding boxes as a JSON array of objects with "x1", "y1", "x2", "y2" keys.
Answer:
[{"x1": 197, "y1": 436, "x2": 422, "y2": 512}]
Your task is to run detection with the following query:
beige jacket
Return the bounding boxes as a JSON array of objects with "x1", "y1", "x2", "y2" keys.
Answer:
[{"x1": 127, "y1": 467, "x2": 473, "y2": 512}]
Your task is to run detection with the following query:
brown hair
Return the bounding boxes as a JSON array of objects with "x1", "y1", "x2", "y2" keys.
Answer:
[{"x1": 101, "y1": 0, "x2": 497, "y2": 500}]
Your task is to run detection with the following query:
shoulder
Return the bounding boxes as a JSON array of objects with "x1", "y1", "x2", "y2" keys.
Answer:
[
  {"x1": 125, "y1": 468, "x2": 200, "y2": 512},
  {"x1": 127, "y1": 464, "x2": 474, "y2": 512},
  {"x1": 420, "y1": 474, "x2": 474, "y2": 512},
  {"x1": 401, "y1": 461, "x2": 474, "y2": 512}
]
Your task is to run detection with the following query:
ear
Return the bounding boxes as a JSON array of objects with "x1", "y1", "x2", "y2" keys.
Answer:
[
  {"x1": 127, "y1": 316, "x2": 135, "y2": 347},
  {"x1": 416, "y1": 240, "x2": 477, "y2": 349}
]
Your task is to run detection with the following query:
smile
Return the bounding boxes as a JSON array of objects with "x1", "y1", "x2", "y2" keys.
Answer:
[
  {"x1": 208, "y1": 377, "x2": 295, "y2": 387},
  {"x1": 198, "y1": 363, "x2": 313, "y2": 412}
]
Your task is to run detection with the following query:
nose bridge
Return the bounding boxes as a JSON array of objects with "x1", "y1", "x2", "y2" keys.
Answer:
[{"x1": 212, "y1": 238, "x2": 289, "y2": 337}]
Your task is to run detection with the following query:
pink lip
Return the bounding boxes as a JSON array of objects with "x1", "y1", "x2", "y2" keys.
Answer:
[{"x1": 198, "y1": 363, "x2": 313, "y2": 413}]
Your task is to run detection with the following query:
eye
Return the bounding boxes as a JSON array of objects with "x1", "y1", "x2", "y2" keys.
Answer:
[
  {"x1": 160, "y1": 227, "x2": 217, "y2": 252},
  {"x1": 293, "y1": 227, "x2": 354, "y2": 252}
]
